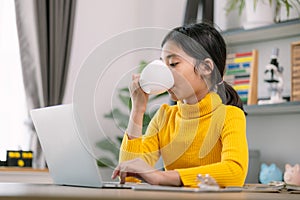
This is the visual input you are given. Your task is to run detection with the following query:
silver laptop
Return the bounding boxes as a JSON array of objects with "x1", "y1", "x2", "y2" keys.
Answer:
[{"x1": 30, "y1": 104, "x2": 132, "y2": 188}]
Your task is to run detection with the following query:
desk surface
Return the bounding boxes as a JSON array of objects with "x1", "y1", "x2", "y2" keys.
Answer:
[
  {"x1": 0, "y1": 183, "x2": 299, "y2": 200},
  {"x1": 0, "y1": 169, "x2": 299, "y2": 200}
]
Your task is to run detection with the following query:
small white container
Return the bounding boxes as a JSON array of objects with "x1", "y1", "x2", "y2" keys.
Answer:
[{"x1": 139, "y1": 60, "x2": 174, "y2": 95}]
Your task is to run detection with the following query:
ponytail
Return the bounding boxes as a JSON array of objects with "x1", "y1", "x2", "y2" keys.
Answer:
[{"x1": 217, "y1": 81, "x2": 245, "y2": 114}]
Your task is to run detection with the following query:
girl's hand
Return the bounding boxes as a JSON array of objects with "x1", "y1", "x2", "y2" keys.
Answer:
[
  {"x1": 111, "y1": 158, "x2": 160, "y2": 185},
  {"x1": 111, "y1": 158, "x2": 182, "y2": 186},
  {"x1": 130, "y1": 74, "x2": 149, "y2": 114},
  {"x1": 126, "y1": 74, "x2": 149, "y2": 139}
]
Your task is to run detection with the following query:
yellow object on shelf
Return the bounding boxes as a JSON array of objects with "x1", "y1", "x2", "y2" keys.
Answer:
[{"x1": 6, "y1": 150, "x2": 33, "y2": 167}]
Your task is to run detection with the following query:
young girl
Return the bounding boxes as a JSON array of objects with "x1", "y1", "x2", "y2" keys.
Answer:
[{"x1": 111, "y1": 22, "x2": 248, "y2": 188}]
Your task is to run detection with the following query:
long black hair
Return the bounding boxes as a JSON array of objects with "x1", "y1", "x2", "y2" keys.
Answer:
[{"x1": 161, "y1": 22, "x2": 245, "y2": 113}]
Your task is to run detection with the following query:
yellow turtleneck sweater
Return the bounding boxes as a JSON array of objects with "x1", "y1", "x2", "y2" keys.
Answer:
[{"x1": 120, "y1": 92, "x2": 248, "y2": 187}]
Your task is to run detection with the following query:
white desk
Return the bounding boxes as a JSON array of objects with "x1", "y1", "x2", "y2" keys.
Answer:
[
  {"x1": 0, "y1": 168, "x2": 299, "y2": 200},
  {"x1": 0, "y1": 167, "x2": 51, "y2": 184}
]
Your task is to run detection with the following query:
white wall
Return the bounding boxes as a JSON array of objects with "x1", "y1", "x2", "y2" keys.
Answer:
[
  {"x1": 64, "y1": 0, "x2": 186, "y2": 104},
  {"x1": 246, "y1": 113, "x2": 300, "y2": 170}
]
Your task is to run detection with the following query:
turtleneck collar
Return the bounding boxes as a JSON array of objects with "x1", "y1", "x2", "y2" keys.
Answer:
[{"x1": 177, "y1": 92, "x2": 222, "y2": 119}]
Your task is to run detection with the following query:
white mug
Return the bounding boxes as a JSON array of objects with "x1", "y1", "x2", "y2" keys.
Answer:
[{"x1": 139, "y1": 60, "x2": 174, "y2": 95}]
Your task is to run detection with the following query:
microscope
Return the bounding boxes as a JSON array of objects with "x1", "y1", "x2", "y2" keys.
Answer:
[{"x1": 258, "y1": 48, "x2": 286, "y2": 105}]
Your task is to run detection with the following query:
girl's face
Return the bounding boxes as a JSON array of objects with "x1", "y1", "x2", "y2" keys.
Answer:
[{"x1": 161, "y1": 40, "x2": 210, "y2": 104}]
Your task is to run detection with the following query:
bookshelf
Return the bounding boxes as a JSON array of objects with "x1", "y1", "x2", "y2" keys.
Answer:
[
  {"x1": 222, "y1": 19, "x2": 300, "y2": 46},
  {"x1": 244, "y1": 101, "x2": 300, "y2": 115},
  {"x1": 221, "y1": 19, "x2": 300, "y2": 114}
]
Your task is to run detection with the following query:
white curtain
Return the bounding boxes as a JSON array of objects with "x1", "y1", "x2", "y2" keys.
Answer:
[
  {"x1": 14, "y1": 0, "x2": 45, "y2": 168},
  {"x1": 15, "y1": 0, "x2": 77, "y2": 168}
]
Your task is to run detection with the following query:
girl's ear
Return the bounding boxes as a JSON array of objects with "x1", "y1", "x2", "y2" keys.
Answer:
[
  {"x1": 199, "y1": 58, "x2": 214, "y2": 76},
  {"x1": 204, "y1": 58, "x2": 214, "y2": 72}
]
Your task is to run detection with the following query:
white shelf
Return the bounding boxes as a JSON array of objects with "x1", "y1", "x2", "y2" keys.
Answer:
[
  {"x1": 244, "y1": 101, "x2": 300, "y2": 115},
  {"x1": 222, "y1": 19, "x2": 300, "y2": 46}
]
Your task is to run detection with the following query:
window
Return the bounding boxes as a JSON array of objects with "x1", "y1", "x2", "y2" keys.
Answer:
[{"x1": 0, "y1": 0, "x2": 29, "y2": 161}]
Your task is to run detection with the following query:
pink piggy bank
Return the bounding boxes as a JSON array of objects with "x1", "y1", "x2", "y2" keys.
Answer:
[{"x1": 284, "y1": 164, "x2": 300, "y2": 186}]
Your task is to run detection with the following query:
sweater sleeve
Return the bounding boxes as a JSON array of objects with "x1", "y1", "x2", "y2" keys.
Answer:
[
  {"x1": 119, "y1": 106, "x2": 167, "y2": 167},
  {"x1": 175, "y1": 106, "x2": 248, "y2": 187}
]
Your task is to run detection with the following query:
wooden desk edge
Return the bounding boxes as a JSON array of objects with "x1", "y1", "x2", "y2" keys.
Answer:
[{"x1": 0, "y1": 167, "x2": 49, "y2": 172}]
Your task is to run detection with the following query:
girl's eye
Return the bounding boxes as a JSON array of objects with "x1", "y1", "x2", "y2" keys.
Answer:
[{"x1": 170, "y1": 62, "x2": 179, "y2": 67}]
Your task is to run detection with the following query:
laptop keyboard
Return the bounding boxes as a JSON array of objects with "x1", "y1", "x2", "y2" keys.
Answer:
[{"x1": 102, "y1": 181, "x2": 149, "y2": 189}]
